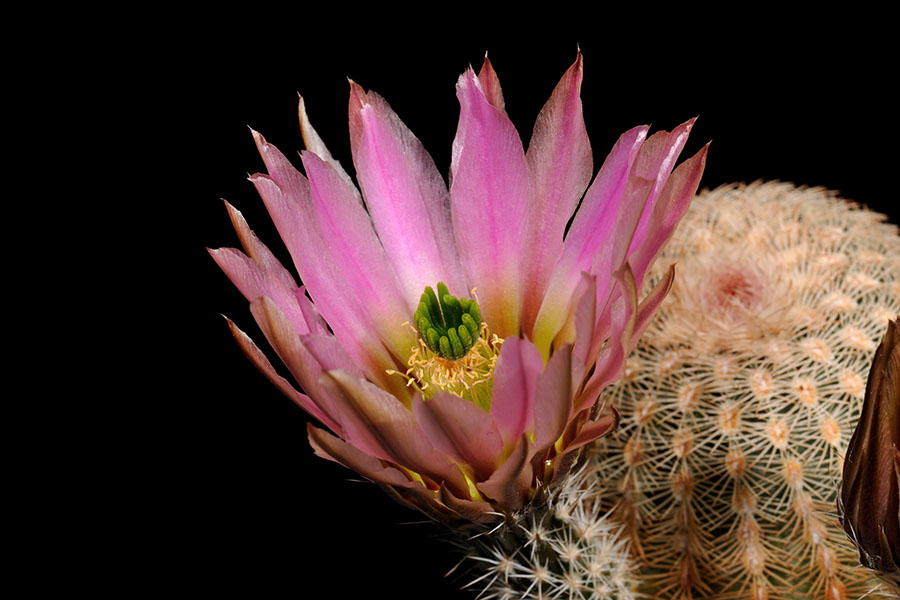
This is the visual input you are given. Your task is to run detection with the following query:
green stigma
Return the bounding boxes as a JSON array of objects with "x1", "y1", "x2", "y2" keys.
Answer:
[{"x1": 414, "y1": 282, "x2": 481, "y2": 360}]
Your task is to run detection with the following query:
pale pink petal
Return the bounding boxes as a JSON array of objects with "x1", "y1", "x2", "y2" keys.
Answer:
[
  {"x1": 488, "y1": 337, "x2": 543, "y2": 448},
  {"x1": 450, "y1": 69, "x2": 529, "y2": 338},
  {"x1": 533, "y1": 345, "x2": 574, "y2": 451},
  {"x1": 347, "y1": 82, "x2": 467, "y2": 302},
  {"x1": 576, "y1": 266, "x2": 638, "y2": 413},
  {"x1": 225, "y1": 315, "x2": 341, "y2": 434},
  {"x1": 251, "y1": 172, "x2": 404, "y2": 397},
  {"x1": 629, "y1": 263, "x2": 675, "y2": 353},
  {"x1": 223, "y1": 200, "x2": 298, "y2": 294},
  {"x1": 570, "y1": 273, "x2": 597, "y2": 382},
  {"x1": 210, "y1": 247, "x2": 313, "y2": 334},
  {"x1": 307, "y1": 423, "x2": 414, "y2": 488},
  {"x1": 322, "y1": 371, "x2": 470, "y2": 498},
  {"x1": 412, "y1": 391, "x2": 503, "y2": 481},
  {"x1": 627, "y1": 118, "x2": 696, "y2": 260},
  {"x1": 628, "y1": 144, "x2": 709, "y2": 286},
  {"x1": 533, "y1": 170, "x2": 652, "y2": 359},
  {"x1": 562, "y1": 409, "x2": 619, "y2": 453},
  {"x1": 249, "y1": 133, "x2": 388, "y2": 372},
  {"x1": 301, "y1": 150, "x2": 417, "y2": 361},
  {"x1": 477, "y1": 55, "x2": 505, "y2": 113},
  {"x1": 298, "y1": 95, "x2": 360, "y2": 200},
  {"x1": 293, "y1": 286, "x2": 330, "y2": 337},
  {"x1": 531, "y1": 125, "x2": 648, "y2": 356},
  {"x1": 301, "y1": 333, "x2": 366, "y2": 381},
  {"x1": 477, "y1": 435, "x2": 533, "y2": 512},
  {"x1": 521, "y1": 50, "x2": 592, "y2": 335}
]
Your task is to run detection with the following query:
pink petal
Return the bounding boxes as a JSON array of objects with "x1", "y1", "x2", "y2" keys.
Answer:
[
  {"x1": 562, "y1": 409, "x2": 619, "y2": 453},
  {"x1": 531, "y1": 125, "x2": 648, "y2": 356},
  {"x1": 477, "y1": 435, "x2": 533, "y2": 512},
  {"x1": 249, "y1": 133, "x2": 392, "y2": 379},
  {"x1": 322, "y1": 370, "x2": 470, "y2": 498},
  {"x1": 477, "y1": 55, "x2": 506, "y2": 113},
  {"x1": 450, "y1": 68, "x2": 529, "y2": 338},
  {"x1": 347, "y1": 82, "x2": 467, "y2": 302},
  {"x1": 521, "y1": 50, "x2": 593, "y2": 335},
  {"x1": 576, "y1": 266, "x2": 638, "y2": 413},
  {"x1": 298, "y1": 95, "x2": 360, "y2": 200},
  {"x1": 210, "y1": 247, "x2": 315, "y2": 336},
  {"x1": 488, "y1": 337, "x2": 543, "y2": 448},
  {"x1": 412, "y1": 391, "x2": 503, "y2": 481},
  {"x1": 223, "y1": 200, "x2": 297, "y2": 294},
  {"x1": 300, "y1": 150, "x2": 417, "y2": 361},
  {"x1": 627, "y1": 118, "x2": 696, "y2": 260},
  {"x1": 301, "y1": 333, "x2": 366, "y2": 381},
  {"x1": 533, "y1": 345, "x2": 574, "y2": 452},
  {"x1": 307, "y1": 423, "x2": 416, "y2": 489},
  {"x1": 629, "y1": 263, "x2": 675, "y2": 354},
  {"x1": 533, "y1": 172, "x2": 652, "y2": 360},
  {"x1": 225, "y1": 315, "x2": 342, "y2": 434},
  {"x1": 216, "y1": 200, "x2": 328, "y2": 336},
  {"x1": 628, "y1": 143, "x2": 709, "y2": 286}
]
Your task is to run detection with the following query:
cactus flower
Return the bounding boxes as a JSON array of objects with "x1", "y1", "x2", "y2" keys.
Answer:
[
  {"x1": 840, "y1": 318, "x2": 900, "y2": 590},
  {"x1": 210, "y1": 52, "x2": 708, "y2": 525}
]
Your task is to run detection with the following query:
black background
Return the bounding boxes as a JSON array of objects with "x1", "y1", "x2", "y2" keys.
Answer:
[{"x1": 173, "y1": 24, "x2": 896, "y2": 599}]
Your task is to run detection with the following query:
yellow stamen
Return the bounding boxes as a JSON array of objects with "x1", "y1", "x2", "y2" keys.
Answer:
[{"x1": 389, "y1": 321, "x2": 503, "y2": 411}]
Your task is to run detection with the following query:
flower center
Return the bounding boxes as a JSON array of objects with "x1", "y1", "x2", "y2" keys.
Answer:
[
  {"x1": 414, "y1": 282, "x2": 482, "y2": 359},
  {"x1": 388, "y1": 283, "x2": 503, "y2": 410}
]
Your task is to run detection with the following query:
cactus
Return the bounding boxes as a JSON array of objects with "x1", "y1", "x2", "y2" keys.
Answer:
[
  {"x1": 590, "y1": 182, "x2": 900, "y2": 599},
  {"x1": 463, "y1": 182, "x2": 899, "y2": 599},
  {"x1": 459, "y1": 462, "x2": 637, "y2": 600}
]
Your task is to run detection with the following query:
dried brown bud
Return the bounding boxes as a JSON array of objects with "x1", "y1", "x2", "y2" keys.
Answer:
[{"x1": 839, "y1": 318, "x2": 900, "y2": 590}]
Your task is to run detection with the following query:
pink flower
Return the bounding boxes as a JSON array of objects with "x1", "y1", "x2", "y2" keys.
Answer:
[{"x1": 210, "y1": 52, "x2": 707, "y2": 525}]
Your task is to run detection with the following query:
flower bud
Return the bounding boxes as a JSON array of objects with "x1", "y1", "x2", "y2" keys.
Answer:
[{"x1": 839, "y1": 318, "x2": 900, "y2": 590}]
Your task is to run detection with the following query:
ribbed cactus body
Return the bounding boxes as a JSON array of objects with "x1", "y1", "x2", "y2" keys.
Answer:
[
  {"x1": 460, "y1": 463, "x2": 637, "y2": 600},
  {"x1": 589, "y1": 182, "x2": 900, "y2": 599}
]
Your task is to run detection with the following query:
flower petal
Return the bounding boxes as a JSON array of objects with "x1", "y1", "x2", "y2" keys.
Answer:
[
  {"x1": 533, "y1": 344, "x2": 574, "y2": 452},
  {"x1": 477, "y1": 55, "x2": 506, "y2": 113},
  {"x1": 629, "y1": 263, "x2": 675, "y2": 354},
  {"x1": 223, "y1": 200, "x2": 298, "y2": 295},
  {"x1": 307, "y1": 423, "x2": 414, "y2": 488},
  {"x1": 521, "y1": 50, "x2": 592, "y2": 334},
  {"x1": 628, "y1": 143, "x2": 709, "y2": 286},
  {"x1": 450, "y1": 68, "x2": 528, "y2": 338},
  {"x1": 477, "y1": 435, "x2": 533, "y2": 512},
  {"x1": 347, "y1": 82, "x2": 467, "y2": 302},
  {"x1": 577, "y1": 265, "x2": 638, "y2": 412},
  {"x1": 300, "y1": 150, "x2": 416, "y2": 361},
  {"x1": 563, "y1": 408, "x2": 619, "y2": 453},
  {"x1": 439, "y1": 485, "x2": 499, "y2": 523},
  {"x1": 322, "y1": 370, "x2": 470, "y2": 498},
  {"x1": 533, "y1": 171, "x2": 653, "y2": 359},
  {"x1": 627, "y1": 118, "x2": 696, "y2": 259},
  {"x1": 489, "y1": 337, "x2": 543, "y2": 448},
  {"x1": 249, "y1": 296, "x2": 369, "y2": 432},
  {"x1": 412, "y1": 391, "x2": 503, "y2": 481},
  {"x1": 210, "y1": 246, "x2": 315, "y2": 336},
  {"x1": 298, "y1": 95, "x2": 360, "y2": 199},
  {"x1": 226, "y1": 314, "x2": 341, "y2": 434},
  {"x1": 531, "y1": 125, "x2": 648, "y2": 356},
  {"x1": 249, "y1": 132, "x2": 398, "y2": 386}
]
